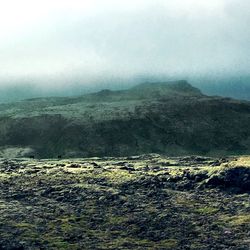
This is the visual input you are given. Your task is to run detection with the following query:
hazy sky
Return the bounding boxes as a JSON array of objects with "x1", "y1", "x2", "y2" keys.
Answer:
[{"x1": 0, "y1": 0, "x2": 249, "y2": 88}]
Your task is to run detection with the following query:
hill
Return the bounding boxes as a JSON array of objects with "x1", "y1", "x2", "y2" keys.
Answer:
[{"x1": 0, "y1": 80, "x2": 250, "y2": 158}]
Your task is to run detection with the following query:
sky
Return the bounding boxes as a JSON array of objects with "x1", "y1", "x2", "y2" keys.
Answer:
[{"x1": 0, "y1": 0, "x2": 249, "y2": 91}]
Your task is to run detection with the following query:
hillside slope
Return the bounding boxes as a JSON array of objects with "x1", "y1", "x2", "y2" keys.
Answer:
[{"x1": 0, "y1": 80, "x2": 250, "y2": 158}]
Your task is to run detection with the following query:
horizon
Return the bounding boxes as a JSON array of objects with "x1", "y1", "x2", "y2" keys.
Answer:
[{"x1": 1, "y1": 75, "x2": 250, "y2": 103}]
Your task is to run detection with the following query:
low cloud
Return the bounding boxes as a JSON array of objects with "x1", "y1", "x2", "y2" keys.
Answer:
[{"x1": 0, "y1": 0, "x2": 249, "y2": 88}]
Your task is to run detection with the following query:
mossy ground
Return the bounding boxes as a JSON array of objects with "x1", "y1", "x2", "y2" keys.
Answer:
[{"x1": 0, "y1": 155, "x2": 249, "y2": 249}]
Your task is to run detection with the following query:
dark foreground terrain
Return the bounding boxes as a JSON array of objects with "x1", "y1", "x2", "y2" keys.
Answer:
[{"x1": 0, "y1": 155, "x2": 249, "y2": 249}]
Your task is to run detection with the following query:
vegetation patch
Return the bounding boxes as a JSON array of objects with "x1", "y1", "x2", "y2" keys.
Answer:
[{"x1": 0, "y1": 155, "x2": 249, "y2": 249}]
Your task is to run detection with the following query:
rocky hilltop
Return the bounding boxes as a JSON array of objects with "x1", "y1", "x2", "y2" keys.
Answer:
[{"x1": 0, "y1": 80, "x2": 250, "y2": 157}]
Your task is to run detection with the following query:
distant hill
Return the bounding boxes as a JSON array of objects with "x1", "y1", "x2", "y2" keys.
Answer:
[
  {"x1": 0, "y1": 80, "x2": 250, "y2": 158},
  {"x1": 1, "y1": 76, "x2": 250, "y2": 103}
]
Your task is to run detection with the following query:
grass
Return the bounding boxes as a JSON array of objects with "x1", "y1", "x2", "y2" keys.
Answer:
[
  {"x1": 0, "y1": 156, "x2": 249, "y2": 249},
  {"x1": 227, "y1": 214, "x2": 250, "y2": 226},
  {"x1": 196, "y1": 207, "x2": 219, "y2": 215}
]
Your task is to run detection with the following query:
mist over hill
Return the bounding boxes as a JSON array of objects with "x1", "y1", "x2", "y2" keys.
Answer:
[
  {"x1": 0, "y1": 80, "x2": 249, "y2": 158},
  {"x1": 1, "y1": 1, "x2": 250, "y2": 103},
  {"x1": 1, "y1": 1, "x2": 250, "y2": 249},
  {"x1": 1, "y1": 75, "x2": 250, "y2": 103},
  {"x1": 192, "y1": 75, "x2": 250, "y2": 101}
]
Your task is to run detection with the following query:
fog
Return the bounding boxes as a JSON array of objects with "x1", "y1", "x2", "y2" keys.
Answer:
[{"x1": 0, "y1": 0, "x2": 249, "y2": 101}]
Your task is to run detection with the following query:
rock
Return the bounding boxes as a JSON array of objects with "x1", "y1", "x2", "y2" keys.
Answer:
[
  {"x1": 210, "y1": 160, "x2": 221, "y2": 166},
  {"x1": 120, "y1": 165, "x2": 135, "y2": 171},
  {"x1": 69, "y1": 163, "x2": 81, "y2": 168},
  {"x1": 205, "y1": 166, "x2": 250, "y2": 192},
  {"x1": 91, "y1": 162, "x2": 100, "y2": 167}
]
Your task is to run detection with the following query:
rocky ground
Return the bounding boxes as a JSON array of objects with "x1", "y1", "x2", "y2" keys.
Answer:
[{"x1": 0, "y1": 154, "x2": 249, "y2": 250}]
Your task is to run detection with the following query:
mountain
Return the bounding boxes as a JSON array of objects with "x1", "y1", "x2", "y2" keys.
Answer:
[
  {"x1": 0, "y1": 80, "x2": 250, "y2": 158},
  {"x1": 1, "y1": 76, "x2": 250, "y2": 104}
]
